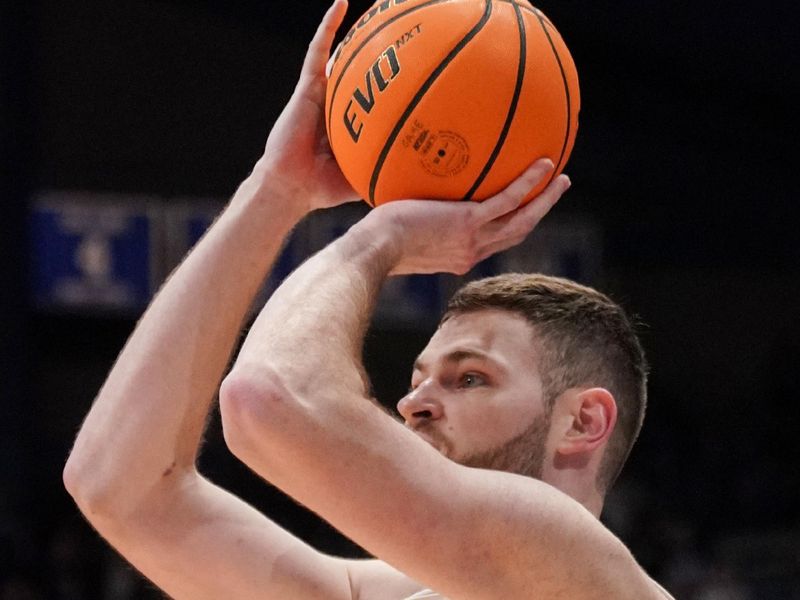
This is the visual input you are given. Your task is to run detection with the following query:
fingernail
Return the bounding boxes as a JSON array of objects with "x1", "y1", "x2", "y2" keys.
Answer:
[
  {"x1": 540, "y1": 158, "x2": 554, "y2": 171},
  {"x1": 562, "y1": 175, "x2": 571, "y2": 188}
]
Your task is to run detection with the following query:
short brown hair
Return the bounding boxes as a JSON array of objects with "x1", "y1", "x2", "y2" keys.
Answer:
[{"x1": 443, "y1": 273, "x2": 648, "y2": 492}]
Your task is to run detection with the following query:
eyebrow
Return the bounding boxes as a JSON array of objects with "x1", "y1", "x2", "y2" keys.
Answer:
[{"x1": 413, "y1": 349, "x2": 498, "y2": 373}]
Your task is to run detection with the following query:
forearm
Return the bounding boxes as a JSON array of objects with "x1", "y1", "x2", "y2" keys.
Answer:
[
  {"x1": 232, "y1": 211, "x2": 398, "y2": 397},
  {"x1": 219, "y1": 210, "x2": 406, "y2": 491},
  {"x1": 64, "y1": 166, "x2": 304, "y2": 515}
]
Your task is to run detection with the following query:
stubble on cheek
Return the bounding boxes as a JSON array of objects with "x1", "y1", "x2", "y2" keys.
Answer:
[{"x1": 455, "y1": 413, "x2": 551, "y2": 479}]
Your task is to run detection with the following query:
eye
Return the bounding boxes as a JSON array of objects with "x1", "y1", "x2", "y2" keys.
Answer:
[{"x1": 459, "y1": 373, "x2": 486, "y2": 388}]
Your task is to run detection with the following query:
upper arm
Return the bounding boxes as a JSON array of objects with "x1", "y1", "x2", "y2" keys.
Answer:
[
  {"x1": 87, "y1": 471, "x2": 352, "y2": 600},
  {"x1": 436, "y1": 467, "x2": 659, "y2": 599},
  {"x1": 343, "y1": 456, "x2": 657, "y2": 599},
  {"x1": 220, "y1": 373, "x2": 662, "y2": 600}
]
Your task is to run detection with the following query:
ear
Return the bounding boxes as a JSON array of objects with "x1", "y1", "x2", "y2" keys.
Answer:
[{"x1": 555, "y1": 388, "x2": 617, "y2": 455}]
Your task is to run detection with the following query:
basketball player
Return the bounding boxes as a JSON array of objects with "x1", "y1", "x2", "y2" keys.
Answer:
[{"x1": 64, "y1": 1, "x2": 674, "y2": 598}]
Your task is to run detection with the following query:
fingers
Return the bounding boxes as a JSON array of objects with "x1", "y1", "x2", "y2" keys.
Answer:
[
  {"x1": 474, "y1": 158, "x2": 554, "y2": 222},
  {"x1": 326, "y1": 43, "x2": 342, "y2": 78},
  {"x1": 302, "y1": 0, "x2": 349, "y2": 79},
  {"x1": 477, "y1": 174, "x2": 571, "y2": 259},
  {"x1": 513, "y1": 172, "x2": 571, "y2": 227}
]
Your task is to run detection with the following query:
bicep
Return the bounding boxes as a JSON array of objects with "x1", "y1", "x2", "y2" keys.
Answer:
[
  {"x1": 93, "y1": 472, "x2": 352, "y2": 600},
  {"x1": 424, "y1": 466, "x2": 660, "y2": 599}
]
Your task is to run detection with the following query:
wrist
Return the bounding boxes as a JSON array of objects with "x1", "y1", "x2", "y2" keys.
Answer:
[
  {"x1": 234, "y1": 161, "x2": 309, "y2": 225},
  {"x1": 341, "y1": 209, "x2": 404, "y2": 276}
]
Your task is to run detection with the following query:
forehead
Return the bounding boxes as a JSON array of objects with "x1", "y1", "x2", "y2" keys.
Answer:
[{"x1": 417, "y1": 309, "x2": 540, "y2": 370}]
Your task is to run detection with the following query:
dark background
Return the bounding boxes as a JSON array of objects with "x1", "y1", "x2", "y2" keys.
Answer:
[{"x1": 2, "y1": 0, "x2": 798, "y2": 598}]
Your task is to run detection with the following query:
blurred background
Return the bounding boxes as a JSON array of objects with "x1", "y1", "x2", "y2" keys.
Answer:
[{"x1": 1, "y1": 0, "x2": 798, "y2": 598}]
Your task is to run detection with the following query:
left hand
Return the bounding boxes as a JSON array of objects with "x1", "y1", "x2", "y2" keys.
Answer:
[
  {"x1": 253, "y1": 0, "x2": 358, "y2": 214},
  {"x1": 363, "y1": 158, "x2": 570, "y2": 275}
]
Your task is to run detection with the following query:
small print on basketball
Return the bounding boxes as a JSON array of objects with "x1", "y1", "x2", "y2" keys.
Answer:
[{"x1": 325, "y1": 0, "x2": 580, "y2": 206}]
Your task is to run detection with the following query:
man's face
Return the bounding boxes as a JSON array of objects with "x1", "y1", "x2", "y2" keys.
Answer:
[{"x1": 397, "y1": 309, "x2": 553, "y2": 478}]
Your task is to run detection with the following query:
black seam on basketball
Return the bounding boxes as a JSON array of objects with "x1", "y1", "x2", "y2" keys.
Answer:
[
  {"x1": 368, "y1": 0, "x2": 494, "y2": 205},
  {"x1": 514, "y1": 3, "x2": 555, "y2": 29},
  {"x1": 532, "y1": 11, "x2": 571, "y2": 188},
  {"x1": 463, "y1": 0, "x2": 527, "y2": 201},
  {"x1": 326, "y1": 0, "x2": 451, "y2": 147}
]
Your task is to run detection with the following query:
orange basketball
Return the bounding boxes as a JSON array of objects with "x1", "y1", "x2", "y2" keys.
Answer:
[{"x1": 325, "y1": 0, "x2": 580, "y2": 207}]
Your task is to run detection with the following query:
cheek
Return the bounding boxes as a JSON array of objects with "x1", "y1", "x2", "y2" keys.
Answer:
[{"x1": 456, "y1": 396, "x2": 539, "y2": 450}]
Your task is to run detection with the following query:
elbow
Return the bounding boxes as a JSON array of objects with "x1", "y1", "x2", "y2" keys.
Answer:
[
  {"x1": 63, "y1": 442, "x2": 155, "y2": 522},
  {"x1": 219, "y1": 365, "x2": 296, "y2": 460},
  {"x1": 64, "y1": 448, "x2": 193, "y2": 527},
  {"x1": 62, "y1": 453, "x2": 83, "y2": 503},
  {"x1": 62, "y1": 450, "x2": 116, "y2": 520}
]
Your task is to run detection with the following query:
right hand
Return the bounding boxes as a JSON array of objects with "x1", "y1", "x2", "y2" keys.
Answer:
[
  {"x1": 254, "y1": 0, "x2": 358, "y2": 214},
  {"x1": 363, "y1": 159, "x2": 570, "y2": 276}
]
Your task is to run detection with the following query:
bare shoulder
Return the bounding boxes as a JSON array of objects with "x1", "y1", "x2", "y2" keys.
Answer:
[{"x1": 341, "y1": 558, "x2": 423, "y2": 600}]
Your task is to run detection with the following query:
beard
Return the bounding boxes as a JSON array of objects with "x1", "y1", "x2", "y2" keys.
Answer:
[{"x1": 455, "y1": 412, "x2": 551, "y2": 480}]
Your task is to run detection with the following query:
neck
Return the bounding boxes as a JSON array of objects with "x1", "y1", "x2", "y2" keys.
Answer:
[
  {"x1": 541, "y1": 463, "x2": 605, "y2": 517},
  {"x1": 583, "y1": 491, "x2": 605, "y2": 518}
]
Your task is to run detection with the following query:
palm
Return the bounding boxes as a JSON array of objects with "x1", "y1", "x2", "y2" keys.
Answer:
[
  {"x1": 264, "y1": 83, "x2": 356, "y2": 209},
  {"x1": 376, "y1": 160, "x2": 569, "y2": 276}
]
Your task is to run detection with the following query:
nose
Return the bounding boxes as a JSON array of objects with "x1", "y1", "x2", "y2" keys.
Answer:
[{"x1": 396, "y1": 380, "x2": 444, "y2": 426}]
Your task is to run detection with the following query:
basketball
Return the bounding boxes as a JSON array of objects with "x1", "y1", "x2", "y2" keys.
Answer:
[{"x1": 325, "y1": 0, "x2": 580, "y2": 207}]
